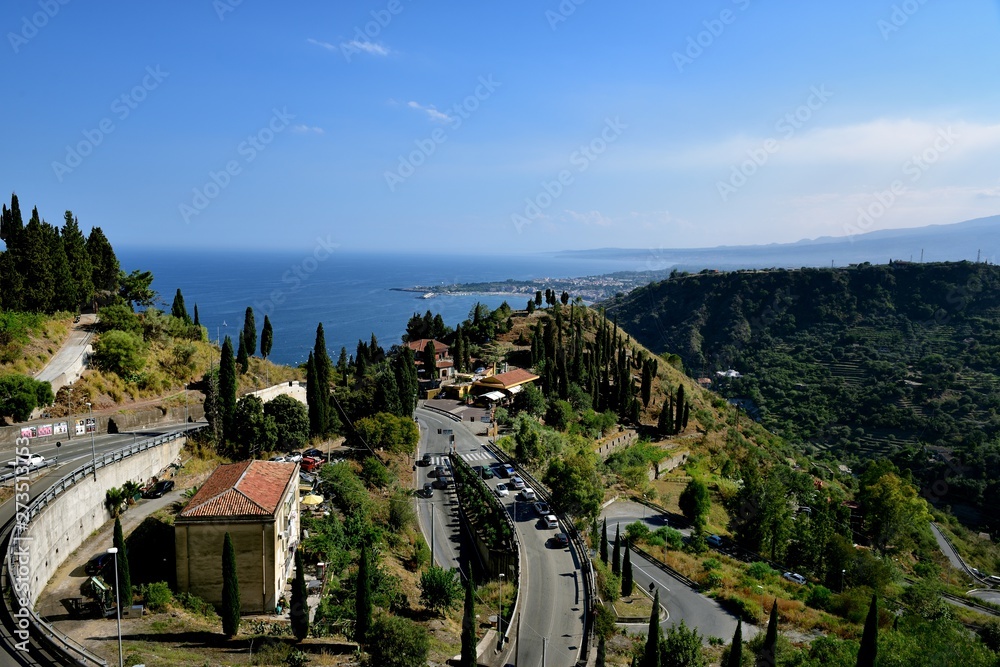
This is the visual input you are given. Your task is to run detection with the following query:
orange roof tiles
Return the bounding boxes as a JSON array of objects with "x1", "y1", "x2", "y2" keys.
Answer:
[
  {"x1": 179, "y1": 460, "x2": 296, "y2": 519},
  {"x1": 478, "y1": 368, "x2": 539, "y2": 388}
]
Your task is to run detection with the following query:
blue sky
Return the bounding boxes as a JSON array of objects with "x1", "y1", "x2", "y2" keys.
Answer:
[{"x1": 2, "y1": 0, "x2": 999, "y2": 253}]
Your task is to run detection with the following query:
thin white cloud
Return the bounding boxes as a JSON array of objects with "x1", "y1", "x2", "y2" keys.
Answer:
[
  {"x1": 306, "y1": 38, "x2": 337, "y2": 51},
  {"x1": 407, "y1": 101, "x2": 455, "y2": 125},
  {"x1": 292, "y1": 125, "x2": 325, "y2": 135},
  {"x1": 307, "y1": 38, "x2": 390, "y2": 57}
]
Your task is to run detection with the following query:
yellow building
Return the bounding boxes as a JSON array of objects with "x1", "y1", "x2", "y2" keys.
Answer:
[{"x1": 175, "y1": 460, "x2": 300, "y2": 614}]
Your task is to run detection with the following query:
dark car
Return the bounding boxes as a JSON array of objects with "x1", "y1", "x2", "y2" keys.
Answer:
[
  {"x1": 143, "y1": 480, "x2": 175, "y2": 498},
  {"x1": 432, "y1": 476, "x2": 454, "y2": 490},
  {"x1": 474, "y1": 465, "x2": 495, "y2": 479},
  {"x1": 85, "y1": 553, "x2": 113, "y2": 575},
  {"x1": 432, "y1": 465, "x2": 446, "y2": 478},
  {"x1": 550, "y1": 533, "x2": 569, "y2": 548},
  {"x1": 303, "y1": 448, "x2": 325, "y2": 459},
  {"x1": 421, "y1": 453, "x2": 432, "y2": 465}
]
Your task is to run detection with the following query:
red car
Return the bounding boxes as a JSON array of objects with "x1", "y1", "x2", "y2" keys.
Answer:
[{"x1": 300, "y1": 456, "x2": 324, "y2": 472}]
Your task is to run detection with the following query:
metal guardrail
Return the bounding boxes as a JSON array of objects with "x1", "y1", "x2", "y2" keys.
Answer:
[
  {"x1": 420, "y1": 403, "x2": 463, "y2": 422},
  {"x1": 483, "y1": 441, "x2": 596, "y2": 666},
  {"x1": 632, "y1": 543, "x2": 701, "y2": 590},
  {"x1": 4, "y1": 427, "x2": 201, "y2": 667}
]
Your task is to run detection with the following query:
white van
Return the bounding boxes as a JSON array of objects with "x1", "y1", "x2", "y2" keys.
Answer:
[
  {"x1": 521, "y1": 487, "x2": 536, "y2": 501},
  {"x1": 544, "y1": 514, "x2": 558, "y2": 529}
]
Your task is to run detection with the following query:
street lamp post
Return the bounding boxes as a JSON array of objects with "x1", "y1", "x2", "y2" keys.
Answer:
[
  {"x1": 107, "y1": 547, "x2": 123, "y2": 667},
  {"x1": 86, "y1": 402, "x2": 96, "y2": 481},
  {"x1": 497, "y1": 573, "x2": 504, "y2": 650}
]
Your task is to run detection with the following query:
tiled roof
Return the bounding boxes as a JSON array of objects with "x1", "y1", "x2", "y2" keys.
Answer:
[
  {"x1": 404, "y1": 339, "x2": 449, "y2": 353},
  {"x1": 179, "y1": 460, "x2": 296, "y2": 519},
  {"x1": 478, "y1": 368, "x2": 539, "y2": 388}
]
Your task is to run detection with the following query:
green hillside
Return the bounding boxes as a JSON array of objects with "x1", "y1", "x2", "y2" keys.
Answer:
[{"x1": 605, "y1": 260, "x2": 1000, "y2": 529}]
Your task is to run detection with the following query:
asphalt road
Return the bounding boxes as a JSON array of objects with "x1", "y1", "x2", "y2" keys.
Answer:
[
  {"x1": 33, "y1": 315, "x2": 96, "y2": 392},
  {"x1": 0, "y1": 421, "x2": 202, "y2": 666},
  {"x1": 414, "y1": 405, "x2": 586, "y2": 667},
  {"x1": 601, "y1": 500, "x2": 758, "y2": 644}
]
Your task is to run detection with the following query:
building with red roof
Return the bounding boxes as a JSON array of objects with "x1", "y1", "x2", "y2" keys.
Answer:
[
  {"x1": 405, "y1": 338, "x2": 456, "y2": 380},
  {"x1": 175, "y1": 460, "x2": 300, "y2": 614}
]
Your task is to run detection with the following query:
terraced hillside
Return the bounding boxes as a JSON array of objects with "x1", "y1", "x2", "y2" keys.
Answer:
[{"x1": 604, "y1": 260, "x2": 1000, "y2": 529}]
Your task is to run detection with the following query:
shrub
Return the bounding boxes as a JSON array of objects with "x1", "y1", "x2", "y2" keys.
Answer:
[
  {"x1": 703, "y1": 572, "x2": 724, "y2": 589},
  {"x1": 140, "y1": 581, "x2": 172, "y2": 612},
  {"x1": 746, "y1": 561, "x2": 777, "y2": 581},
  {"x1": 654, "y1": 526, "x2": 685, "y2": 550},
  {"x1": 175, "y1": 591, "x2": 217, "y2": 619},
  {"x1": 806, "y1": 585, "x2": 833, "y2": 611},
  {"x1": 364, "y1": 614, "x2": 429, "y2": 667},
  {"x1": 625, "y1": 521, "x2": 652, "y2": 544},
  {"x1": 702, "y1": 558, "x2": 722, "y2": 571}
]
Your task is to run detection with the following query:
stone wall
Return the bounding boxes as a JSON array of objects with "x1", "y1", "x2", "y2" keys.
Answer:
[{"x1": 22, "y1": 436, "x2": 186, "y2": 607}]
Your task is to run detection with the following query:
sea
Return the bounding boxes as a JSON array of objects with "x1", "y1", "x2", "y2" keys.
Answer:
[{"x1": 116, "y1": 248, "x2": 648, "y2": 367}]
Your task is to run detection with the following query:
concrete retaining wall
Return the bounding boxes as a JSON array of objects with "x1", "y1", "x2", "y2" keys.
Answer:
[
  {"x1": 248, "y1": 380, "x2": 307, "y2": 405},
  {"x1": 22, "y1": 437, "x2": 186, "y2": 607}
]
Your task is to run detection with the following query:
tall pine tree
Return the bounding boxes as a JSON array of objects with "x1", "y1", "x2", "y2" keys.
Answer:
[
  {"x1": 355, "y1": 543, "x2": 372, "y2": 644},
  {"x1": 242, "y1": 307, "x2": 256, "y2": 357},
  {"x1": 221, "y1": 532, "x2": 241, "y2": 637},
  {"x1": 260, "y1": 315, "x2": 273, "y2": 360},
  {"x1": 642, "y1": 588, "x2": 660, "y2": 667},
  {"x1": 193, "y1": 303, "x2": 200, "y2": 327},
  {"x1": 61, "y1": 211, "x2": 93, "y2": 310},
  {"x1": 757, "y1": 599, "x2": 778, "y2": 667},
  {"x1": 727, "y1": 619, "x2": 743, "y2": 667},
  {"x1": 290, "y1": 549, "x2": 309, "y2": 640},
  {"x1": 86, "y1": 226, "x2": 120, "y2": 293},
  {"x1": 113, "y1": 517, "x2": 132, "y2": 608},
  {"x1": 857, "y1": 594, "x2": 878, "y2": 667},
  {"x1": 220, "y1": 336, "x2": 237, "y2": 441},
  {"x1": 236, "y1": 331, "x2": 249, "y2": 375},
  {"x1": 600, "y1": 519, "x2": 608, "y2": 565},
  {"x1": 621, "y1": 539, "x2": 634, "y2": 596},
  {"x1": 314, "y1": 324, "x2": 332, "y2": 433},
  {"x1": 612, "y1": 524, "x2": 621, "y2": 577},
  {"x1": 171, "y1": 288, "x2": 191, "y2": 323},
  {"x1": 460, "y1": 566, "x2": 476, "y2": 667}
]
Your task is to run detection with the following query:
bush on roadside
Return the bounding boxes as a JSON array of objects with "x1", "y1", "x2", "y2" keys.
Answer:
[{"x1": 140, "y1": 581, "x2": 172, "y2": 612}]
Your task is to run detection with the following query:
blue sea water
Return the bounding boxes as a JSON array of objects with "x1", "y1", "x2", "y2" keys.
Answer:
[{"x1": 116, "y1": 249, "x2": 646, "y2": 367}]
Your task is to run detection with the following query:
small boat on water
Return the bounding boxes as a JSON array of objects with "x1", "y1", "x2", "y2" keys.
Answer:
[{"x1": 420, "y1": 292, "x2": 435, "y2": 299}]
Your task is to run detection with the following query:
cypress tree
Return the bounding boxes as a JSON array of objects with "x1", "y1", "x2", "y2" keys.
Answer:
[
  {"x1": 641, "y1": 361, "x2": 652, "y2": 408},
  {"x1": 242, "y1": 307, "x2": 256, "y2": 357},
  {"x1": 220, "y1": 336, "x2": 237, "y2": 441},
  {"x1": 290, "y1": 549, "x2": 309, "y2": 640},
  {"x1": 260, "y1": 315, "x2": 273, "y2": 360},
  {"x1": 727, "y1": 619, "x2": 743, "y2": 667},
  {"x1": 86, "y1": 226, "x2": 120, "y2": 293},
  {"x1": 643, "y1": 588, "x2": 660, "y2": 667},
  {"x1": 758, "y1": 598, "x2": 778, "y2": 667},
  {"x1": 61, "y1": 211, "x2": 93, "y2": 310},
  {"x1": 313, "y1": 324, "x2": 331, "y2": 433},
  {"x1": 424, "y1": 340, "x2": 437, "y2": 381},
  {"x1": 21, "y1": 211, "x2": 54, "y2": 311},
  {"x1": 337, "y1": 346, "x2": 348, "y2": 383},
  {"x1": 306, "y1": 352, "x2": 323, "y2": 437},
  {"x1": 612, "y1": 524, "x2": 621, "y2": 577},
  {"x1": 171, "y1": 288, "x2": 190, "y2": 323},
  {"x1": 460, "y1": 566, "x2": 476, "y2": 667},
  {"x1": 47, "y1": 223, "x2": 77, "y2": 312},
  {"x1": 596, "y1": 635, "x2": 606, "y2": 667},
  {"x1": 674, "y1": 385, "x2": 685, "y2": 433},
  {"x1": 355, "y1": 543, "x2": 372, "y2": 644},
  {"x1": 112, "y1": 517, "x2": 132, "y2": 609},
  {"x1": 374, "y1": 367, "x2": 402, "y2": 417},
  {"x1": 221, "y1": 532, "x2": 241, "y2": 637},
  {"x1": 622, "y1": 539, "x2": 634, "y2": 596},
  {"x1": 193, "y1": 304, "x2": 200, "y2": 327},
  {"x1": 393, "y1": 346, "x2": 418, "y2": 416},
  {"x1": 236, "y1": 331, "x2": 249, "y2": 375},
  {"x1": 856, "y1": 594, "x2": 878, "y2": 667},
  {"x1": 600, "y1": 519, "x2": 608, "y2": 565}
]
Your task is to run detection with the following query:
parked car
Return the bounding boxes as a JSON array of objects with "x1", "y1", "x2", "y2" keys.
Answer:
[
  {"x1": 494, "y1": 483, "x2": 509, "y2": 498},
  {"x1": 783, "y1": 572, "x2": 807, "y2": 585},
  {"x1": 493, "y1": 463, "x2": 515, "y2": 478},
  {"x1": 707, "y1": 534, "x2": 724, "y2": 547},
  {"x1": 510, "y1": 476, "x2": 525, "y2": 490},
  {"x1": 300, "y1": 456, "x2": 325, "y2": 473},
  {"x1": 7, "y1": 453, "x2": 44, "y2": 468},
  {"x1": 533, "y1": 501, "x2": 550, "y2": 516},
  {"x1": 550, "y1": 533, "x2": 569, "y2": 548},
  {"x1": 269, "y1": 455, "x2": 287, "y2": 462},
  {"x1": 286, "y1": 451, "x2": 303, "y2": 462},
  {"x1": 421, "y1": 453, "x2": 432, "y2": 465},
  {"x1": 143, "y1": 480, "x2": 175, "y2": 498},
  {"x1": 303, "y1": 448, "x2": 325, "y2": 459},
  {"x1": 432, "y1": 465, "x2": 447, "y2": 478},
  {"x1": 432, "y1": 476, "x2": 454, "y2": 490},
  {"x1": 422, "y1": 482, "x2": 434, "y2": 497},
  {"x1": 474, "y1": 465, "x2": 495, "y2": 479},
  {"x1": 543, "y1": 514, "x2": 559, "y2": 529},
  {"x1": 520, "y1": 487, "x2": 536, "y2": 501},
  {"x1": 85, "y1": 553, "x2": 113, "y2": 575}
]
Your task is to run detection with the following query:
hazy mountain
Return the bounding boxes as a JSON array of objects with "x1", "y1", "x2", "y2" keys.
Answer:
[{"x1": 557, "y1": 215, "x2": 1000, "y2": 271}]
